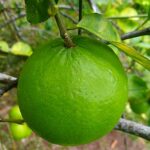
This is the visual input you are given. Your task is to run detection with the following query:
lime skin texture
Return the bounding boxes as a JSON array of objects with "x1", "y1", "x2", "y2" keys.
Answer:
[
  {"x1": 18, "y1": 36, "x2": 128, "y2": 145},
  {"x1": 9, "y1": 105, "x2": 32, "y2": 140}
]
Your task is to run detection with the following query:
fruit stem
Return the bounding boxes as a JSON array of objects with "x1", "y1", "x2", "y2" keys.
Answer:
[
  {"x1": 49, "y1": 1, "x2": 75, "y2": 48},
  {"x1": 55, "y1": 13, "x2": 75, "y2": 47}
]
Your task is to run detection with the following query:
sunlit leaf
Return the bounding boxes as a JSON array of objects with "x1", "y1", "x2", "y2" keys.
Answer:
[
  {"x1": 11, "y1": 42, "x2": 32, "y2": 56},
  {"x1": 77, "y1": 13, "x2": 150, "y2": 70},
  {"x1": 77, "y1": 13, "x2": 121, "y2": 42},
  {"x1": 110, "y1": 41, "x2": 150, "y2": 70},
  {"x1": 135, "y1": 42, "x2": 150, "y2": 49},
  {"x1": 25, "y1": 0, "x2": 50, "y2": 24},
  {"x1": 148, "y1": 5, "x2": 150, "y2": 20},
  {"x1": 0, "y1": 41, "x2": 10, "y2": 53},
  {"x1": 117, "y1": 7, "x2": 138, "y2": 32}
]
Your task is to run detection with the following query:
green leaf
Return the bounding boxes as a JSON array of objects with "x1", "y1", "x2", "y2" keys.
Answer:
[
  {"x1": 117, "y1": 7, "x2": 138, "y2": 32},
  {"x1": 11, "y1": 42, "x2": 32, "y2": 56},
  {"x1": 135, "y1": 42, "x2": 150, "y2": 49},
  {"x1": 0, "y1": 41, "x2": 10, "y2": 53},
  {"x1": 110, "y1": 41, "x2": 150, "y2": 70},
  {"x1": 148, "y1": 5, "x2": 150, "y2": 20},
  {"x1": 0, "y1": 3, "x2": 4, "y2": 11},
  {"x1": 77, "y1": 13, "x2": 121, "y2": 42},
  {"x1": 25, "y1": 0, "x2": 50, "y2": 24},
  {"x1": 55, "y1": 0, "x2": 59, "y2": 3},
  {"x1": 77, "y1": 13, "x2": 150, "y2": 70}
]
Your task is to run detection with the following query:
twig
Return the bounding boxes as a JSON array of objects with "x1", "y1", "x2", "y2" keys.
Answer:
[
  {"x1": 87, "y1": 0, "x2": 100, "y2": 13},
  {"x1": 60, "y1": 11, "x2": 78, "y2": 24},
  {"x1": 1, "y1": 73, "x2": 150, "y2": 141},
  {"x1": 108, "y1": 14, "x2": 147, "y2": 19},
  {"x1": 0, "y1": 5, "x2": 75, "y2": 12},
  {"x1": 2, "y1": 9, "x2": 19, "y2": 40},
  {"x1": 67, "y1": 27, "x2": 78, "y2": 30},
  {"x1": 6, "y1": 11, "x2": 23, "y2": 41},
  {"x1": 0, "y1": 13, "x2": 26, "y2": 29},
  {"x1": 121, "y1": 27, "x2": 150, "y2": 40},
  {"x1": 0, "y1": 107, "x2": 149, "y2": 141},
  {"x1": 0, "y1": 80, "x2": 17, "y2": 97},
  {"x1": 135, "y1": 18, "x2": 149, "y2": 30},
  {"x1": 0, "y1": 119, "x2": 24, "y2": 124},
  {"x1": 54, "y1": 13, "x2": 75, "y2": 47},
  {"x1": 115, "y1": 118, "x2": 150, "y2": 141},
  {"x1": 0, "y1": 6, "x2": 77, "y2": 30},
  {"x1": 59, "y1": 5, "x2": 77, "y2": 10},
  {"x1": 78, "y1": 0, "x2": 82, "y2": 35},
  {"x1": 49, "y1": 1, "x2": 75, "y2": 48}
]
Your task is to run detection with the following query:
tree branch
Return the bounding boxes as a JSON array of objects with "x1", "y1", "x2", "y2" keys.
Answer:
[
  {"x1": 0, "y1": 74, "x2": 17, "y2": 97},
  {"x1": 59, "y1": 5, "x2": 77, "y2": 10},
  {"x1": 0, "y1": 105, "x2": 150, "y2": 141},
  {"x1": 121, "y1": 27, "x2": 150, "y2": 40},
  {"x1": 0, "y1": 73, "x2": 17, "y2": 84},
  {"x1": 0, "y1": 80, "x2": 17, "y2": 96},
  {"x1": 115, "y1": 118, "x2": 150, "y2": 141}
]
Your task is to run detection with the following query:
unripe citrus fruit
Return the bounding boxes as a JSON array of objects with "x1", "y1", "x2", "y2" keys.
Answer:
[
  {"x1": 18, "y1": 36, "x2": 128, "y2": 145},
  {"x1": 128, "y1": 74, "x2": 148, "y2": 100},
  {"x1": 129, "y1": 99, "x2": 149, "y2": 114},
  {"x1": 128, "y1": 74, "x2": 149, "y2": 114},
  {"x1": 9, "y1": 105, "x2": 23, "y2": 120},
  {"x1": 10, "y1": 123, "x2": 32, "y2": 140},
  {"x1": 9, "y1": 105, "x2": 32, "y2": 140}
]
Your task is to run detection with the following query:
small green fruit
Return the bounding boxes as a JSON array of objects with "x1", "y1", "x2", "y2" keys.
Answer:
[
  {"x1": 9, "y1": 105, "x2": 32, "y2": 140},
  {"x1": 10, "y1": 123, "x2": 32, "y2": 140},
  {"x1": 9, "y1": 105, "x2": 23, "y2": 120},
  {"x1": 129, "y1": 99, "x2": 149, "y2": 114},
  {"x1": 128, "y1": 74, "x2": 148, "y2": 100},
  {"x1": 128, "y1": 74, "x2": 149, "y2": 114}
]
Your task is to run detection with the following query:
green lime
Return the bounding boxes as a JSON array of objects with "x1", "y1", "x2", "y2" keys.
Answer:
[
  {"x1": 147, "y1": 109, "x2": 150, "y2": 126},
  {"x1": 9, "y1": 105, "x2": 32, "y2": 140},
  {"x1": 9, "y1": 105, "x2": 23, "y2": 120},
  {"x1": 10, "y1": 123, "x2": 32, "y2": 140},
  {"x1": 18, "y1": 36, "x2": 127, "y2": 145},
  {"x1": 134, "y1": 0, "x2": 150, "y2": 7},
  {"x1": 128, "y1": 74, "x2": 149, "y2": 114},
  {"x1": 128, "y1": 74, "x2": 148, "y2": 101},
  {"x1": 129, "y1": 99, "x2": 149, "y2": 114}
]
